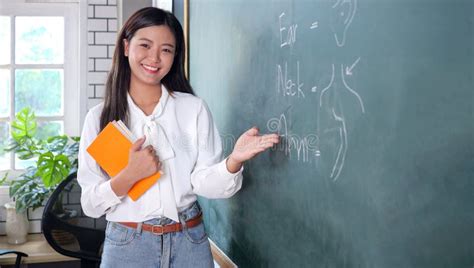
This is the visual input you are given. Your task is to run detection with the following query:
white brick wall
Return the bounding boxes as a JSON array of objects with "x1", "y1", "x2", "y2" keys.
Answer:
[
  {"x1": 88, "y1": 32, "x2": 95, "y2": 45},
  {"x1": 88, "y1": 71, "x2": 108, "y2": 85},
  {"x1": 87, "y1": 0, "x2": 117, "y2": 107},
  {"x1": 28, "y1": 207, "x2": 44, "y2": 233},
  {"x1": 88, "y1": 45, "x2": 108, "y2": 59},
  {"x1": 88, "y1": 19, "x2": 107, "y2": 31},
  {"x1": 88, "y1": 5, "x2": 94, "y2": 17},
  {"x1": 88, "y1": 85, "x2": 95, "y2": 98},
  {"x1": 95, "y1": 58, "x2": 112, "y2": 71},
  {"x1": 108, "y1": 19, "x2": 117, "y2": 31},
  {"x1": 0, "y1": 187, "x2": 10, "y2": 234},
  {"x1": 95, "y1": 5, "x2": 117, "y2": 18},
  {"x1": 89, "y1": 0, "x2": 107, "y2": 4},
  {"x1": 87, "y1": 98, "x2": 103, "y2": 110},
  {"x1": 95, "y1": 32, "x2": 117, "y2": 45},
  {"x1": 28, "y1": 215, "x2": 42, "y2": 234},
  {"x1": 108, "y1": 45, "x2": 115, "y2": 58},
  {"x1": 28, "y1": 207, "x2": 44, "y2": 220},
  {"x1": 95, "y1": 85, "x2": 106, "y2": 98}
]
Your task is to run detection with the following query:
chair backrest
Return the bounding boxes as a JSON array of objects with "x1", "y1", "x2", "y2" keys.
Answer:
[{"x1": 41, "y1": 172, "x2": 106, "y2": 264}]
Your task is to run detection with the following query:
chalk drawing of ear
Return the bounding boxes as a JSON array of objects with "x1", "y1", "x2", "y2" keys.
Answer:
[{"x1": 330, "y1": 0, "x2": 357, "y2": 47}]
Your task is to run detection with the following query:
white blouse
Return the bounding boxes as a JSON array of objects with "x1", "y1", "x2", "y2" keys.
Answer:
[{"x1": 77, "y1": 87, "x2": 243, "y2": 222}]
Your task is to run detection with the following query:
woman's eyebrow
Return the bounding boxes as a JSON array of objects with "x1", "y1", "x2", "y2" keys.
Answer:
[
  {"x1": 137, "y1": 37, "x2": 152, "y2": 42},
  {"x1": 137, "y1": 38, "x2": 174, "y2": 48}
]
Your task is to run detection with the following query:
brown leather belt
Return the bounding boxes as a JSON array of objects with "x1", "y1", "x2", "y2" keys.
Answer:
[{"x1": 117, "y1": 212, "x2": 202, "y2": 235}]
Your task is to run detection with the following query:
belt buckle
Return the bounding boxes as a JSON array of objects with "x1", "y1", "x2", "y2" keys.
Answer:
[{"x1": 151, "y1": 224, "x2": 164, "y2": 235}]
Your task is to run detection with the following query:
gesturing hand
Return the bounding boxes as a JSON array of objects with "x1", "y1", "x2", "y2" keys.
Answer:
[{"x1": 227, "y1": 127, "x2": 279, "y2": 171}]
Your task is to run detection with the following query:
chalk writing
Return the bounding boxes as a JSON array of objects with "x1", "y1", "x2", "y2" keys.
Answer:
[
  {"x1": 267, "y1": 113, "x2": 320, "y2": 163},
  {"x1": 272, "y1": 4, "x2": 364, "y2": 181},
  {"x1": 277, "y1": 61, "x2": 305, "y2": 98},
  {"x1": 279, "y1": 12, "x2": 298, "y2": 48},
  {"x1": 310, "y1": 21, "x2": 319, "y2": 29}
]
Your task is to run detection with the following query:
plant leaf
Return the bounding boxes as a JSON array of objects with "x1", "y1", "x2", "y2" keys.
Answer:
[
  {"x1": 11, "y1": 107, "x2": 37, "y2": 142},
  {"x1": 0, "y1": 172, "x2": 8, "y2": 185},
  {"x1": 4, "y1": 137, "x2": 40, "y2": 159},
  {"x1": 45, "y1": 135, "x2": 68, "y2": 153},
  {"x1": 3, "y1": 138, "x2": 20, "y2": 152},
  {"x1": 36, "y1": 152, "x2": 71, "y2": 187}
]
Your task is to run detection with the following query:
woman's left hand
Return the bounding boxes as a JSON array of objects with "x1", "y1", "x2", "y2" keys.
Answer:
[{"x1": 226, "y1": 127, "x2": 280, "y2": 173}]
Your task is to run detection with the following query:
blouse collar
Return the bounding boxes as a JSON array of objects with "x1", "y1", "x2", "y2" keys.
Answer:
[{"x1": 127, "y1": 85, "x2": 170, "y2": 120}]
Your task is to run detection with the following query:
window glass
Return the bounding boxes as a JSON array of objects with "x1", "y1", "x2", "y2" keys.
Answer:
[
  {"x1": 0, "y1": 70, "x2": 9, "y2": 117},
  {"x1": 0, "y1": 122, "x2": 10, "y2": 171},
  {"x1": 0, "y1": 16, "x2": 10, "y2": 65},
  {"x1": 15, "y1": 69, "x2": 63, "y2": 116},
  {"x1": 15, "y1": 16, "x2": 64, "y2": 64}
]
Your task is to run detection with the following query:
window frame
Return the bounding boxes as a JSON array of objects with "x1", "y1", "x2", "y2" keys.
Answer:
[{"x1": 0, "y1": 0, "x2": 80, "y2": 175}]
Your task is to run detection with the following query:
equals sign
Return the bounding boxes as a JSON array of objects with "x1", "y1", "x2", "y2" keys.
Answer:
[{"x1": 310, "y1": 21, "x2": 318, "y2": 29}]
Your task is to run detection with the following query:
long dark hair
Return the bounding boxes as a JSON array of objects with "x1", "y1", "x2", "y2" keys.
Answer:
[{"x1": 100, "y1": 7, "x2": 194, "y2": 131}]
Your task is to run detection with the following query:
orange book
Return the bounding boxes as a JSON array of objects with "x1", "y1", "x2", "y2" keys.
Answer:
[{"x1": 86, "y1": 121, "x2": 161, "y2": 201}]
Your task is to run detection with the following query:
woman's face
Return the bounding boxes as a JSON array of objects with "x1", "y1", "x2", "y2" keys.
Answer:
[{"x1": 124, "y1": 25, "x2": 176, "y2": 88}]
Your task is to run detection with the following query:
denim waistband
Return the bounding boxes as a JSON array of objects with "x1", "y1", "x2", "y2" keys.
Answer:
[{"x1": 143, "y1": 202, "x2": 202, "y2": 226}]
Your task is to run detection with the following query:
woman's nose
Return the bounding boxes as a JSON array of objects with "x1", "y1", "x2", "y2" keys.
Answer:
[{"x1": 150, "y1": 50, "x2": 161, "y2": 62}]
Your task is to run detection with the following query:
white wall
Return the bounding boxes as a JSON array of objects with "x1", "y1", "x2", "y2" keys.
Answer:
[
  {"x1": 119, "y1": 0, "x2": 152, "y2": 26},
  {"x1": 86, "y1": 0, "x2": 118, "y2": 110}
]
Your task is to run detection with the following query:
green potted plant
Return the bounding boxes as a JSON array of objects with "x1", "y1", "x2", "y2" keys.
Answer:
[{"x1": 3, "y1": 107, "x2": 79, "y2": 244}]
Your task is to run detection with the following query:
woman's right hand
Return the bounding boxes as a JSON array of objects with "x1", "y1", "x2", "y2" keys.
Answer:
[
  {"x1": 110, "y1": 136, "x2": 162, "y2": 197},
  {"x1": 124, "y1": 136, "x2": 162, "y2": 182}
]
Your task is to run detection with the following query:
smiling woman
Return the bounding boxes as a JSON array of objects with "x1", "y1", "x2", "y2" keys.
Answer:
[
  {"x1": 124, "y1": 25, "x2": 177, "y2": 99},
  {"x1": 76, "y1": 6, "x2": 279, "y2": 268}
]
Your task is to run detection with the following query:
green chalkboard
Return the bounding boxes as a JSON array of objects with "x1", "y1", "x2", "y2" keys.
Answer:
[{"x1": 189, "y1": 0, "x2": 474, "y2": 267}]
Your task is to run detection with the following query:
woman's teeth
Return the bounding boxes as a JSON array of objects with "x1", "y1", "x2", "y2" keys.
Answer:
[{"x1": 143, "y1": 64, "x2": 158, "y2": 71}]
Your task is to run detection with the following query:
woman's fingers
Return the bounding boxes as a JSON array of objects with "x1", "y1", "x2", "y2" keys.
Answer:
[
  {"x1": 261, "y1": 134, "x2": 279, "y2": 142},
  {"x1": 156, "y1": 161, "x2": 162, "y2": 172},
  {"x1": 231, "y1": 129, "x2": 280, "y2": 162},
  {"x1": 258, "y1": 134, "x2": 279, "y2": 147},
  {"x1": 141, "y1": 145, "x2": 162, "y2": 172},
  {"x1": 245, "y1": 127, "x2": 259, "y2": 136},
  {"x1": 143, "y1": 145, "x2": 154, "y2": 154},
  {"x1": 131, "y1": 136, "x2": 146, "y2": 152}
]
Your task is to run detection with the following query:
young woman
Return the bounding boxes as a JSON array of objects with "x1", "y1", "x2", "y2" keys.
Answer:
[{"x1": 77, "y1": 7, "x2": 279, "y2": 268}]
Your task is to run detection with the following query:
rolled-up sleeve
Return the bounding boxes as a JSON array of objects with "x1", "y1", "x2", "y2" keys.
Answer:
[
  {"x1": 190, "y1": 100, "x2": 244, "y2": 199},
  {"x1": 77, "y1": 110, "x2": 123, "y2": 218}
]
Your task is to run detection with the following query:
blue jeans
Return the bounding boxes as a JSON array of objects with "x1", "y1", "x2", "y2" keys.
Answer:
[{"x1": 100, "y1": 202, "x2": 213, "y2": 268}]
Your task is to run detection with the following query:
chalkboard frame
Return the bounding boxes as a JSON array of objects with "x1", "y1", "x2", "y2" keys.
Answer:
[{"x1": 172, "y1": 0, "x2": 189, "y2": 78}]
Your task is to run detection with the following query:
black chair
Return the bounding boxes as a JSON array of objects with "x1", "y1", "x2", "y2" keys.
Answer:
[
  {"x1": 41, "y1": 172, "x2": 107, "y2": 268},
  {"x1": 0, "y1": 250, "x2": 28, "y2": 267}
]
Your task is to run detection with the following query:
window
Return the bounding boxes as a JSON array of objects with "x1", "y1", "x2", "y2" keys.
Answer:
[{"x1": 0, "y1": 0, "x2": 79, "y2": 172}]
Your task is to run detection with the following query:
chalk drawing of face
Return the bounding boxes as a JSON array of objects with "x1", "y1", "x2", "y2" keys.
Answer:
[{"x1": 330, "y1": 0, "x2": 357, "y2": 47}]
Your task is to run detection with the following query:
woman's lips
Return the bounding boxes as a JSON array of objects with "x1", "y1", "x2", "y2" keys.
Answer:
[{"x1": 142, "y1": 64, "x2": 159, "y2": 74}]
